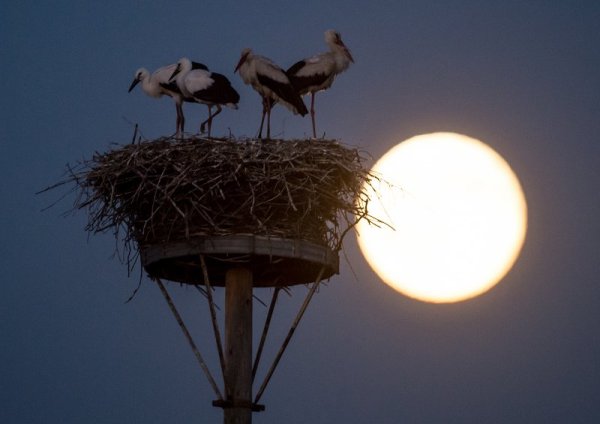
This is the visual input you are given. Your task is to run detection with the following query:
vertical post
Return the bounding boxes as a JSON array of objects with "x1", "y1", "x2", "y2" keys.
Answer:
[{"x1": 224, "y1": 267, "x2": 253, "y2": 424}]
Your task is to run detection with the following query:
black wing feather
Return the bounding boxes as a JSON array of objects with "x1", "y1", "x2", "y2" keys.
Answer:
[
  {"x1": 257, "y1": 73, "x2": 308, "y2": 116},
  {"x1": 286, "y1": 60, "x2": 306, "y2": 75},
  {"x1": 191, "y1": 61, "x2": 209, "y2": 71},
  {"x1": 159, "y1": 81, "x2": 181, "y2": 94},
  {"x1": 288, "y1": 72, "x2": 330, "y2": 94},
  {"x1": 191, "y1": 73, "x2": 240, "y2": 105}
]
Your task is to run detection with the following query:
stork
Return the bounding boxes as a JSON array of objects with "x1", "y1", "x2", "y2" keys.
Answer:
[
  {"x1": 170, "y1": 57, "x2": 240, "y2": 138},
  {"x1": 128, "y1": 62, "x2": 208, "y2": 137},
  {"x1": 234, "y1": 48, "x2": 308, "y2": 139},
  {"x1": 287, "y1": 30, "x2": 354, "y2": 138}
]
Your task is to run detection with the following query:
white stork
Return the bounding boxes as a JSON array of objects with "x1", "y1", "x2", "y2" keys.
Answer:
[
  {"x1": 128, "y1": 62, "x2": 208, "y2": 137},
  {"x1": 170, "y1": 57, "x2": 240, "y2": 138},
  {"x1": 287, "y1": 30, "x2": 354, "y2": 138},
  {"x1": 234, "y1": 48, "x2": 308, "y2": 139}
]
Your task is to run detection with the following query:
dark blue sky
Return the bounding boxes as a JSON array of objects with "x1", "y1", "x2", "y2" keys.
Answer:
[{"x1": 2, "y1": 1, "x2": 599, "y2": 423}]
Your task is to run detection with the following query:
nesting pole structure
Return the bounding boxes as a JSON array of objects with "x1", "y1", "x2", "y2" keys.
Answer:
[{"x1": 62, "y1": 136, "x2": 376, "y2": 424}]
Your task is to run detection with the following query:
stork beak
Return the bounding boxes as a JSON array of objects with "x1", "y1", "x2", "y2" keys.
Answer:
[
  {"x1": 234, "y1": 52, "x2": 248, "y2": 73},
  {"x1": 337, "y1": 38, "x2": 354, "y2": 63},
  {"x1": 169, "y1": 65, "x2": 181, "y2": 82},
  {"x1": 128, "y1": 78, "x2": 140, "y2": 92},
  {"x1": 346, "y1": 47, "x2": 355, "y2": 63}
]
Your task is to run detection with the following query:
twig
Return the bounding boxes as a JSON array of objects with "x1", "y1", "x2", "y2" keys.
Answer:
[{"x1": 44, "y1": 137, "x2": 383, "y2": 266}]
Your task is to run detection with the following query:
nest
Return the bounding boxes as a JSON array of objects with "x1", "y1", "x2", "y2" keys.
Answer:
[{"x1": 59, "y1": 136, "x2": 379, "y2": 265}]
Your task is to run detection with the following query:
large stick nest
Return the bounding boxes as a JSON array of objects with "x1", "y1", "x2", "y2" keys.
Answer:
[{"x1": 63, "y1": 136, "x2": 379, "y2": 260}]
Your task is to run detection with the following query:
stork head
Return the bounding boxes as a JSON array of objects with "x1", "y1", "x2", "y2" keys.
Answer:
[
  {"x1": 128, "y1": 68, "x2": 148, "y2": 92},
  {"x1": 234, "y1": 48, "x2": 252, "y2": 73},
  {"x1": 324, "y1": 29, "x2": 340, "y2": 44},
  {"x1": 179, "y1": 57, "x2": 193, "y2": 71},
  {"x1": 325, "y1": 30, "x2": 354, "y2": 63}
]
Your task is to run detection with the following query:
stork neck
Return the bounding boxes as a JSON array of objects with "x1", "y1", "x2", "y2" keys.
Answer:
[
  {"x1": 333, "y1": 49, "x2": 351, "y2": 72},
  {"x1": 142, "y1": 75, "x2": 161, "y2": 97},
  {"x1": 180, "y1": 58, "x2": 193, "y2": 73}
]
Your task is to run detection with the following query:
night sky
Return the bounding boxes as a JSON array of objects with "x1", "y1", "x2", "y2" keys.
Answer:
[{"x1": 2, "y1": 1, "x2": 600, "y2": 423}]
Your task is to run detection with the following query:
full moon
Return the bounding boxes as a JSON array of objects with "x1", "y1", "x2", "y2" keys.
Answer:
[{"x1": 357, "y1": 132, "x2": 527, "y2": 303}]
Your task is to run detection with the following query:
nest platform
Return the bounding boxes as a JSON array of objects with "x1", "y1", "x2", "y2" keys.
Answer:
[
  {"x1": 141, "y1": 235, "x2": 339, "y2": 287},
  {"x1": 67, "y1": 136, "x2": 376, "y2": 287}
]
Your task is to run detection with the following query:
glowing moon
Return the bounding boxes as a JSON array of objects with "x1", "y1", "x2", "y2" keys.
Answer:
[{"x1": 357, "y1": 132, "x2": 527, "y2": 303}]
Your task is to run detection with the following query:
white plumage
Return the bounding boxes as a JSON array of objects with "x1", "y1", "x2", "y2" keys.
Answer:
[
  {"x1": 128, "y1": 64, "x2": 190, "y2": 137},
  {"x1": 235, "y1": 48, "x2": 307, "y2": 139},
  {"x1": 170, "y1": 57, "x2": 240, "y2": 137},
  {"x1": 287, "y1": 30, "x2": 354, "y2": 138}
]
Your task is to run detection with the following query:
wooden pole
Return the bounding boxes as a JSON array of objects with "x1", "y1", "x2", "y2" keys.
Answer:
[{"x1": 224, "y1": 267, "x2": 253, "y2": 424}]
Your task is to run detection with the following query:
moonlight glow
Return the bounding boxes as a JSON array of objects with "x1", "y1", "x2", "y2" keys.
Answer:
[{"x1": 357, "y1": 132, "x2": 527, "y2": 303}]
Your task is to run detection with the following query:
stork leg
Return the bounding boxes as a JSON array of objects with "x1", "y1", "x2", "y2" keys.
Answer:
[
  {"x1": 175, "y1": 104, "x2": 181, "y2": 138},
  {"x1": 265, "y1": 98, "x2": 272, "y2": 139},
  {"x1": 310, "y1": 93, "x2": 317, "y2": 138},
  {"x1": 175, "y1": 102, "x2": 185, "y2": 139},
  {"x1": 258, "y1": 98, "x2": 268, "y2": 139},
  {"x1": 200, "y1": 106, "x2": 212, "y2": 134},
  {"x1": 201, "y1": 105, "x2": 223, "y2": 138}
]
